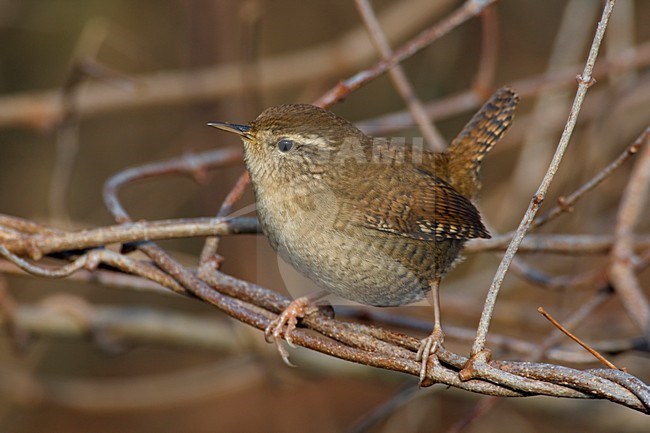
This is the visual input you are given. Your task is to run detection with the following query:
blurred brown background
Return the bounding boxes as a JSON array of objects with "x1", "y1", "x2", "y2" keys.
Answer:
[{"x1": 1, "y1": 1, "x2": 649, "y2": 432}]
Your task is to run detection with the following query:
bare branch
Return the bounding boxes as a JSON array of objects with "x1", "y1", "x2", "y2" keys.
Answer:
[
  {"x1": 354, "y1": 0, "x2": 447, "y2": 151},
  {"x1": 469, "y1": 0, "x2": 617, "y2": 359},
  {"x1": 0, "y1": 0, "x2": 451, "y2": 131},
  {"x1": 315, "y1": 0, "x2": 498, "y2": 108},
  {"x1": 1, "y1": 0, "x2": 649, "y2": 418},
  {"x1": 609, "y1": 131, "x2": 650, "y2": 331}
]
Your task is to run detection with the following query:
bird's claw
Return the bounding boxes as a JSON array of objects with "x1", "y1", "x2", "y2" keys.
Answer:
[
  {"x1": 264, "y1": 296, "x2": 318, "y2": 366},
  {"x1": 416, "y1": 326, "x2": 445, "y2": 386}
]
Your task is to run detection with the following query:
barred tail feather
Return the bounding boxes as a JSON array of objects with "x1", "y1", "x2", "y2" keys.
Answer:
[{"x1": 447, "y1": 87, "x2": 519, "y2": 198}]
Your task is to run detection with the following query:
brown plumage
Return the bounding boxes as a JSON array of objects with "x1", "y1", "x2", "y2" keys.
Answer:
[
  {"x1": 209, "y1": 86, "x2": 519, "y2": 380},
  {"x1": 447, "y1": 87, "x2": 520, "y2": 199}
]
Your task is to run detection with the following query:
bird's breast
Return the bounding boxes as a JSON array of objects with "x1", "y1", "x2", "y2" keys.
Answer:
[{"x1": 250, "y1": 179, "x2": 460, "y2": 306}]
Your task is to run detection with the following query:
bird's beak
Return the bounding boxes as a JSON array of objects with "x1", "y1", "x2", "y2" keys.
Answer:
[{"x1": 208, "y1": 122, "x2": 252, "y2": 139}]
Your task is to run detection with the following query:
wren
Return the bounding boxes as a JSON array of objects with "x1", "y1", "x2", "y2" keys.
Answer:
[{"x1": 210, "y1": 87, "x2": 518, "y2": 382}]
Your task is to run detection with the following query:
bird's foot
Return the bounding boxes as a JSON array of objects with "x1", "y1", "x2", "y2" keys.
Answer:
[
  {"x1": 416, "y1": 325, "x2": 445, "y2": 386},
  {"x1": 264, "y1": 296, "x2": 319, "y2": 366}
]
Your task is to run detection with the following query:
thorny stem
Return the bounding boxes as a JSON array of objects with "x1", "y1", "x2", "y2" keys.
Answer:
[{"x1": 470, "y1": 0, "x2": 617, "y2": 356}]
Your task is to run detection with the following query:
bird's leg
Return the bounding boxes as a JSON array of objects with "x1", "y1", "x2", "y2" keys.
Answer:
[
  {"x1": 416, "y1": 277, "x2": 444, "y2": 385},
  {"x1": 264, "y1": 291, "x2": 328, "y2": 366}
]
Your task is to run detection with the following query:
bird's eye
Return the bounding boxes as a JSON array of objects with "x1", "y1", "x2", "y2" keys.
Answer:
[{"x1": 277, "y1": 138, "x2": 294, "y2": 153}]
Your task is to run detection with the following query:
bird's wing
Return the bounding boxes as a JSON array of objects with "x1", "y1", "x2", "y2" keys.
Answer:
[{"x1": 334, "y1": 164, "x2": 490, "y2": 241}]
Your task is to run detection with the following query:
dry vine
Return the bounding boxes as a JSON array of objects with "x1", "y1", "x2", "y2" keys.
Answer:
[{"x1": 1, "y1": 0, "x2": 649, "y2": 420}]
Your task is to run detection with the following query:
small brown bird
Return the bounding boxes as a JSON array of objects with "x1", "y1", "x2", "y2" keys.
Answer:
[{"x1": 210, "y1": 87, "x2": 518, "y2": 382}]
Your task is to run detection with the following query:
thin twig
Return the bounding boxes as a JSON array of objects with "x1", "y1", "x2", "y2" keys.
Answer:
[
  {"x1": 97, "y1": 152, "x2": 650, "y2": 411},
  {"x1": 608, "y1": 131, "x2": 650, "y2": 331},
  {"x1": 0, "y1": 245, "x2": 103, "y2": 278},
  {"x1": 509, "y1": 259, "x2": 601, "y2": 291},
  {"x1": 0, "y1": 246, "x2": 186, "y2": 294},
  {"x1": 506, "y1": 0, "x2": 600, "y2": 221},
  {"x1": 0, "y1": 260, "x2": 173, "y2": 296},
  {"x1": 49, "y1": 21, "x2": 118, "y2": 224},
  {"x1": 357, "y1": 39, "x2": 650, "y2": 136},
  {"x1": 469, "y1": 0, "x2": 617, "y2": 358},
  {"x1": 538, "y1": 306, "x2": 620, "y2": 370},
  {"x1": 2, "y1": 0, "x2": 649, "y2": 415},
  {"x1": 467, "y1": 128, "x2": 648, "y2": 253},
  {"x1": 102, "y1": 147, "x2": 244, "y2": 223},
  {"x1": 0, "y1": 0, "x2": 450, "y2": 131},
  {"x1": 199, "y1": 171, "x2": 251, "y2": 269},
  {"x1": 315, "y1": 0, "x2": 497, "y2": 108},
  {"x1": 449, "y1": 278, "x2": 614, "y2": 433},
  {"x1": 467, "y1": 233, "x2": 650, "y2": 255},
  {"x1": 354, "y1": 0, "x2": 446, "y2": 151},
  {"x1": 472, "y1": 5, "x2": 499, "y2": 95},
  {"x1": 532, "y1": 126, "x2": 648, "y2": 230}
]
